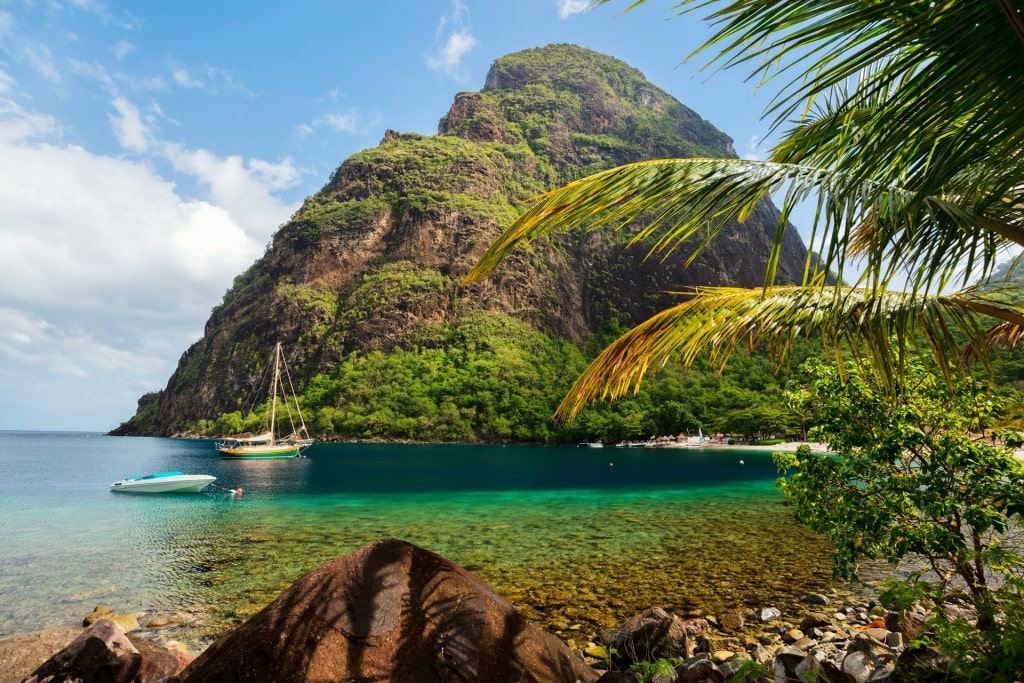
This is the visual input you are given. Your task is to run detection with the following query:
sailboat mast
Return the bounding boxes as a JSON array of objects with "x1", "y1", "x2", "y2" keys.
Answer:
[{"x1": 270, "y1": 342, "x2": 281, "y2": 439}]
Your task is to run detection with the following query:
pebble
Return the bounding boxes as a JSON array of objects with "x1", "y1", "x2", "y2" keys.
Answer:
[{"x1": 584, "y1": 591, "x2": 935, "y2": 683}]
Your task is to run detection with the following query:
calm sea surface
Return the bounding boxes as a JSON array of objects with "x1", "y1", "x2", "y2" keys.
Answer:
[{"x1": 0, "y1": 431, "x2": 865, "y2": 650}]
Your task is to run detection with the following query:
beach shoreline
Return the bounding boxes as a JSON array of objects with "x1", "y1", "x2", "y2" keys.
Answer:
[
  {"x1": 698, "y1": 439, "x2": 1024, "y2": 461},
  {"x1": 656, "y1": 440, "x2": 829, "y2": 453}
]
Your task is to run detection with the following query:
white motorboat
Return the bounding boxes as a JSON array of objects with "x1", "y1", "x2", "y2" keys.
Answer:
[{"x1": 110, "y1": 470, "x2": 216, "y2": 493}]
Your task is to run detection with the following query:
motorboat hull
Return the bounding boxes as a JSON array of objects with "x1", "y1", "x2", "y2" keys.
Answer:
[{"x1": 110, "y1": 472, "x2": 216, "y2": 493}]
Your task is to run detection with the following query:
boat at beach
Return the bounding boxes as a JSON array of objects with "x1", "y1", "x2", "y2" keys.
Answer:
[
  {"x1": 110, "y1": 471, "x2": 216, "y2": 493},
  {"x1": 215, "y1": 342, "x2": 314, "y2": 459}
]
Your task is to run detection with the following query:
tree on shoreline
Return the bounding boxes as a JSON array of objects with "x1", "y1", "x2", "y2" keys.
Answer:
[{"x1": 777, "y1": 357, "x2": 1024, "y2": 678}]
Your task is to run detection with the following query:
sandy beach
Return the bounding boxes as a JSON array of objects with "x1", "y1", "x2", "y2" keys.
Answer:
[{"x1": 657, "y1": 440, "x2": 830, "y2": 453}]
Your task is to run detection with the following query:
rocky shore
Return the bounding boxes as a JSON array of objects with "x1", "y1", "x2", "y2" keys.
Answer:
[{"x1": 2, "y1": 538, "x2": 947, "y2": 683}]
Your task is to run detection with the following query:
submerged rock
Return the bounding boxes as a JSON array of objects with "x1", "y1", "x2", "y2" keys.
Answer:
[
  {"x1": 179, "y1": 538, "x2": 598, "y2": 682},
  {"x1": 83, "y1": 604, "x2": 140, "y2": 634},
  {"x1": 590, "y1": 597, "x2": 972, "y2": 683}
]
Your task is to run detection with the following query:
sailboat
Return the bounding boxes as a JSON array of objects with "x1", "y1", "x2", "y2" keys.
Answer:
[{"x1": 215, "y1": 342, "x2": 314, "y2": 459}]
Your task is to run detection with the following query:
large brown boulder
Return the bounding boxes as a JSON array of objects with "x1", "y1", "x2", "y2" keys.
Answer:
[
  {"x1": 19, "y1": 619, "x2": 140, "y2": 683},
  {"x1": 181, "y1": 538, "x2": 599, "y2": 682},
  {"x1": 0, "y1": 625, "x2": 191, "y2": 683}
]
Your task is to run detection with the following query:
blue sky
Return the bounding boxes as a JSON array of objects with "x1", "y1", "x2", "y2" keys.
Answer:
[{"x1": 0, "y1": 0, "x2": 792, "y2": 431}]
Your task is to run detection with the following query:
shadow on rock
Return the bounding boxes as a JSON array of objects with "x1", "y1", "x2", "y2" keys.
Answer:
[{"x1": 178, "y1": 538, "x2": 599, "y2": 682}]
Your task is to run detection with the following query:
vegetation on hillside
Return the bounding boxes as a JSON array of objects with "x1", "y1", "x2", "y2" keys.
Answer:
[{"x1": 182, "y1": 311, "x2": 817, "y2": 444}]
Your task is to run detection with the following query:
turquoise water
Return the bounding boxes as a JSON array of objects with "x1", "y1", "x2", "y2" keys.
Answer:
[{"x1": 0, "y1": 432, "x2": 850, "y2": 650}]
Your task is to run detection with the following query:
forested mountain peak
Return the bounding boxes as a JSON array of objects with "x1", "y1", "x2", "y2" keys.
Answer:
[
  {"x1": 114, "y1": 44, "x2": 811, "y2": 442},
  {"x1": 442, "y1": 44, "x2": 735, "y2": 172}
]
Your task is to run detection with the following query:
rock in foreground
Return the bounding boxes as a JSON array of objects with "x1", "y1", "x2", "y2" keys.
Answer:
[
  {"x1": 18, "y1": 619, "x2": 141, "y2": 683},
  {"x1": 180, "y1": 538, "x2": 599, "y2": 682}
]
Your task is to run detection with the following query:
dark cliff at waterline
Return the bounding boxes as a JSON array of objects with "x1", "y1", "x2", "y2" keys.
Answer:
[{"x1": 114, "y1": 44, "x2": 810, "y2": 441}]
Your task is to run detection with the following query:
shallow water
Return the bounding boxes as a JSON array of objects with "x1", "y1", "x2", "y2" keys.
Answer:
[{"x1": 0, "y1": 432, "x2": 855, "y2": 650}]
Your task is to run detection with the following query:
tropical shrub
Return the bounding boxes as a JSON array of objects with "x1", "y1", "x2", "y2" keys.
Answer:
[{"x1": 776, "y1": 358, "x2": 1024, "y2": 679}]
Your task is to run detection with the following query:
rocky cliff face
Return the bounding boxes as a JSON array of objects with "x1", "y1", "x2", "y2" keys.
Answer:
[{"x1": 115, "y1": 44, "x2": 810, "y2": 437}]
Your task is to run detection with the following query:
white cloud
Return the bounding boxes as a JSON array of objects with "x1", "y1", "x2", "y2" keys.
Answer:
[
  {"x1": 318, "y1": 111, "x2": 360, "y2": 133},
  {"x1": 427, "y1": 0, "x2": 476, "y2": 77},
  {"x1": 109, "y1": 96, "x2": 150, "y2": 152},
  {"x1": 170, "y1": 63, "x2": 253, "y2": 96},
  {"x1": 0, "y1": 306, "x2": 171, "y2": 429},
  {"x1": 0, "y1": 138, "x2": 260, "y2": 316},
  {"x1": 557, "y1": 0, "x2": 592, "y2": 19},
  {"x1": 122, "y1": 72, "x2": 169, "y2": 92},
  {"x1": 159, "y1": 143, "x2": 299, "y2": 238},
  {"x1": 67, "y1": 0, "x2": 141, "y2": 31},
  {"x1": 111, "y1": 40, "x2": 134, "y2": 61},
  {"x1": 0, "y1": 96, "x2": 300, "y2": 429},
  {"x1": 0, "y1": 98, "x2": 62, "y2": 142},
  {"x1": 172, "y1": 67, "x2": 202, "y2": 89},
  {"x1": 67, "y1": 58, "x2": 116, "y2": 91},
  {"x1": 23, "y1": 42, "x2": 62, "y2": 84},
  {"x1": 295, "y1": 108, "x2": 373, "y2": 140},
  {"x1": 0, "y1": 67, "x2": 14, "y2": 94},
  {"x1": 742, "y1": 135, "x2": 768, "y2": 161},
  {"x1": 429, "y1": 30, "x2": 476, "y2": 73},
  {"x1": 0, "y1": 10, "x2": 12, "y2": 43}
]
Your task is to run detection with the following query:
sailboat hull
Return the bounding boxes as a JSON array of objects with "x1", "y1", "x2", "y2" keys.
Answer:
[{"x1": 216, "y1": 442, "x2": 302, "y2": 459}]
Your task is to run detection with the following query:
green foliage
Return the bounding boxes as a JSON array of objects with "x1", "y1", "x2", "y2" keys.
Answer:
[
  {"x1": 485, "y1": 44, "x2": 733, "y2": 176},
  {"x1": 879, "y1": 577, "x2": 1024, "y2": 682},
  {"x1": 628, "y1": 657, "x2": 678, "y2": 683},
  {"x1": 775, "y1": 357, "x2": 1024, "y2": 677},
  {"x1": 467, "y1": 3, "x2": 1024, "y2": 418},
  {"x1": 340, "y1": 261, "x2": 451, "y2": 326},
  {"x1": 110, "y1": 392, "x2": 163, "y2": 436},
  {"x1": 729, "y1": 659, "x2": 772, "y2": 683},
  {"x1": 299, "y1": 312, "x2": 586, "y2": 442},
  {"x1": 290, "y1": 194, "x2": 390, "y2": 240},
  {"x1": 195, "y1": 312, "x2": 806, "y2": 444},
  {"x1": 341, "y1": 134, "x2": 531, "y2": 211},
  {"x1": 276, "y1": 281, "x2": 337, "y2": 318}
]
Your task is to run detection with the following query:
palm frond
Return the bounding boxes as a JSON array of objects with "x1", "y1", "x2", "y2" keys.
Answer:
[
  {"x1": 465, "y1": 157, "x2": 780, "y2": 283},
  {"x1": 552, "y1": 285, "x2": 1024, "y2": 421},
  {"x1": 463, "y1": 156, "x2": 1023, "y2": 296},
  {"x1": 601, "y1": 1, "x2": 1024, "y2": 209}
]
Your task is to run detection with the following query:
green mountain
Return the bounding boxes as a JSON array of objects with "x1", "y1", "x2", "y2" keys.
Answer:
[{"x1": 113, "y1": 44, "x2": 813, "y2": 442}]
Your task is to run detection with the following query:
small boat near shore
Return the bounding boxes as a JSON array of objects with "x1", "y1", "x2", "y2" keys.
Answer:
[{"x1": 110, "y1": 471, "x2": 216, "y2": 493}]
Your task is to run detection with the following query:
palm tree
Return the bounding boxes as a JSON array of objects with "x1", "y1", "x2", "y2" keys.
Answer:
[{"x1": 464, "y1": 0, "x2": 1024, "y2": 420}]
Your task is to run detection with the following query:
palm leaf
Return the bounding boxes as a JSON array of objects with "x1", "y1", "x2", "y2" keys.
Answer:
[
  {"x1": 552, "y1": 285, "x2": 1024, "y2": 421},
  {"x1": 463, "y1": 157, "x2": 1024, "y2": 296},
  {"x1": 610, "y1": 1, "x2": 1024, "y2": 202}
]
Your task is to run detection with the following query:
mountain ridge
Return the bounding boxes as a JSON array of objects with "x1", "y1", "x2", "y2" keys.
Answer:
[{"x1": 113, "y1": 44, "x2": 811, "y2": 442}]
